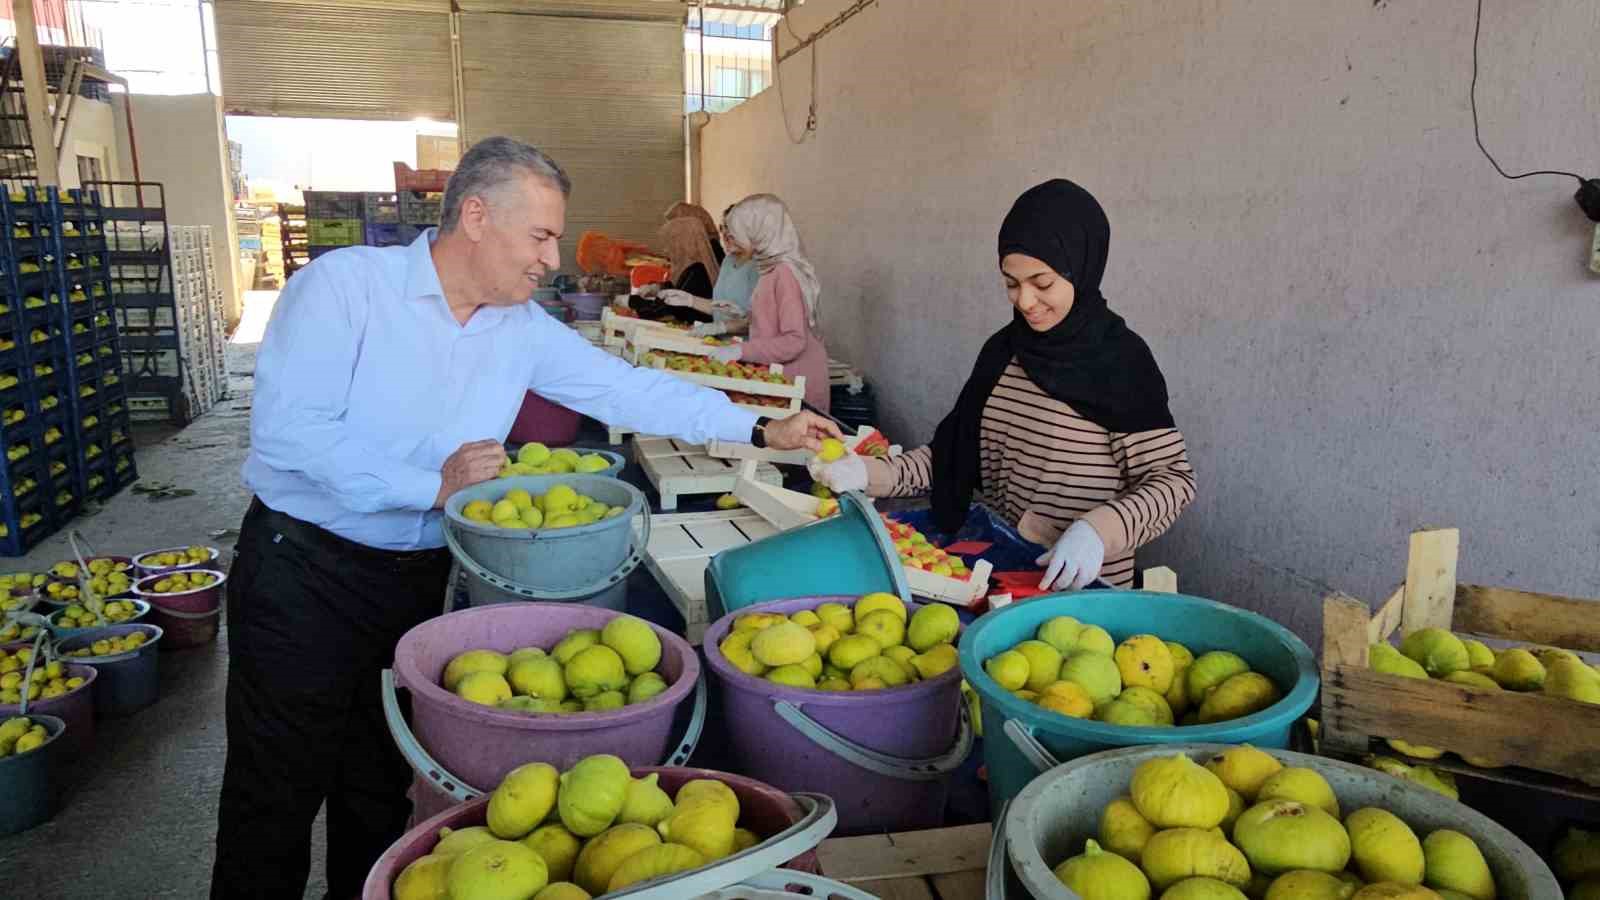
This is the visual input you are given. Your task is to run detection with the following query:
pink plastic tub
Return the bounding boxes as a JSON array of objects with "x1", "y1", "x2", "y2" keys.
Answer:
[
  {"x1": 134, "y1": 569, "x2": 225, "y2": 649},
  {"x1": 507, "y1": 391, "x2": 581, "y2": 446},
  {"x1": 703, "y1": 596, "x2": 974, "y2": 835},
  {"x1": 362, "y1": 766, "x2": 821, "y2": 900},
  {"x1": 387, "y1": 604, "x2": 701, "y2": 822},
  {"x1": 0, "y1": 663, "x2": 97, "y2": 758}
]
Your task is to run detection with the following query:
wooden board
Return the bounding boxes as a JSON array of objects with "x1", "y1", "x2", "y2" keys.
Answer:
[
  {"x1": 817, "y1": 824, "x2": 991, "y2": 900},
  {"x1": 635, "y1": 436, "x2": 781, "y2": 511},
  {"x1": 732, "y1": 462, "x2": 827, "y2": 531},
  {"x1": 642, "y1": 508, "x2": 779, "y2": 643},
  {"x1": 1321, "y1": 526, "x2": 1600, "y2": 789}
]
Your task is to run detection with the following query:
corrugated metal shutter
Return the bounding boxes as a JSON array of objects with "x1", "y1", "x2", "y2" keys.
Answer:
[
  {"x1": 215, "y1": 0, "x2": 454, "y2": 121},
  {"x1": 459, "y1": 10, "x2": 684, "y2": 268}
]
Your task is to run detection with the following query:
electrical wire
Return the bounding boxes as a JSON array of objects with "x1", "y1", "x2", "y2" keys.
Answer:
[
  {"x1": 1470, "y1": 0, "x2": 1585, "y2": 184},
  {"x1": 773, "y1": 12, "x2": 817, "y2": 144}
]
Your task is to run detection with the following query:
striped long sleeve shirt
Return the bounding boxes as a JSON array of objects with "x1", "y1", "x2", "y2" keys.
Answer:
[{"x1": 865, "y1": 361, "x2": 1197, "y2": 587}]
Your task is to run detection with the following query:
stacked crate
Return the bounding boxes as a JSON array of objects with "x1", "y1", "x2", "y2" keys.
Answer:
[
  {"x1": 45, "y1": 188, "x2": 137, "y2": 506},
  {"x1": 169, "y1": 226, "x2": 223, "y2": 416},
  {"x1": 304, "y1": 191, "x2": 364, "y2": 262},
  {"x1": 363, "y1": 191, "x2": 423, "y2": 248},
  {"x1": 279, "y1": 203, "x2": 308, "y2": 278},
  {"x1": 0, "y1": 190, "x2": 54, "y2": 554},
  {"x1": 196, "y1": 228, "x2": 229, "y2": 399},
  {"x1": 0, "y1": 186, "x2": 139, "y2": 553},
  {"x1": 258, "y1": 208, "x2": 284, "y2": 286}
]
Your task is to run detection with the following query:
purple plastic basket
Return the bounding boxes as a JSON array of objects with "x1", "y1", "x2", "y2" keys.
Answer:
[
  {"x1": 560, "y1": 292, "x2": 608, "y2": 321},
  {"x1": 387, "y1": 604, "x2": 701, "y2": 822},
  {"x1": 0, "y1": 663, "x2": 97, "y2": 757},
  {"x1": 702, "y1": 596, "x2": 973, "y2": 835}
]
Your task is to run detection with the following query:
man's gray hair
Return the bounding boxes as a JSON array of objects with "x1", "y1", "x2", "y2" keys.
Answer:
[{"x1": 439, "y1": 136, "x2": 572, "y2": 233}]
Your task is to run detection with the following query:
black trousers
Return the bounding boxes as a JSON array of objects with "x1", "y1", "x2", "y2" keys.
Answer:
[{"x1": 211, "y1": 499, "x2": 451, "y2": 900}]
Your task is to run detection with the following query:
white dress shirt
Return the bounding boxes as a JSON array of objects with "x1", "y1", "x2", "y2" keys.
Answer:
[{"x1": 241, "y1": 230, "x2": 759, "y2": 550}]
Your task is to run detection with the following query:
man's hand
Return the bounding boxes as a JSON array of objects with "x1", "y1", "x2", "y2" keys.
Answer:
[
  {"x1": 762, "y1": 411, "x2": 843, "y2": 452},
  {"x1": 435, "y1": 439, "x2": 508, "y2": 508}
]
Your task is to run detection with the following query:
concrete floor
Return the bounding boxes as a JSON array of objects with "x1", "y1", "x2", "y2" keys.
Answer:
[{"x1": 0, "y1": 291, "x2": 338, "y2": 899}]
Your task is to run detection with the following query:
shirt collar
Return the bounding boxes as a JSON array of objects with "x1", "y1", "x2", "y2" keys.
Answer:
[
  {"x1": 404, "y1": 228, "x2": 445, "y2": 303},
  {"x1": 404, "y1": 227, "x2": 508, "y2": 331}
]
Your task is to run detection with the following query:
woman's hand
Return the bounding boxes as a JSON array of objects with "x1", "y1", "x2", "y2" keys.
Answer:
[
  {"x1": 807, "y1": 455, "x2": 868, "y2": 493},
  {"x1": 636, "y1": 283, "x2": 662, "y2": 299},
  {"x1": 690, "y1": 321, "x2": 727, "y2": 337},
  {"x1": 708, "y1": 345, "x2": 742, "y2": 364},
  {"x1": 1037, "y1": 519, "x2": 1105, "y2": 591},
  {"x1": 660, "y1": 289, "x2": 694, "y2": 306}
]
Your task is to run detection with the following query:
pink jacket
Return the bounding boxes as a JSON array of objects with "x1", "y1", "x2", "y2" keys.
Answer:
[{"x1": 739, "y1": 263, "x2": 830, "y2": 413}]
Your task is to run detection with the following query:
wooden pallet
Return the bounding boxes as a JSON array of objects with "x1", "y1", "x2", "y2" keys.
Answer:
[
  {"x1": 635, "y1": 436, "x2": 782, "y2": 511},
  {"x1": 1321, "y1": 526, "x2": 1600, "y2": 788},
  {"x1": 642, "y1": 507, "x2": 780, "y2": 644},
  {"x1": 815, "y1": 824, "x2": 991, "y2": 900}
]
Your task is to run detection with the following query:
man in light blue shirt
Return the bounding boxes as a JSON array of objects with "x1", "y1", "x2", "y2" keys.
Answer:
[{"x1": 212, "y1": 137, "x2": 838, "y2": 900}]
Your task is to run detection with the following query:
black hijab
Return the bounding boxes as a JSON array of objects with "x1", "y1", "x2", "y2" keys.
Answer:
[{"x1": 929, "y1": 179, "x2": 1175, "y2": 534}]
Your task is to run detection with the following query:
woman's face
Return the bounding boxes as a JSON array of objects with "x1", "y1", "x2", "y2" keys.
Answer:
[
  {"x1": 722, "y1": 227, "x2": 753, "y2": 262},
  {"x1": 1002, "y1": 253, "x2": 1075, "y2": 332}
]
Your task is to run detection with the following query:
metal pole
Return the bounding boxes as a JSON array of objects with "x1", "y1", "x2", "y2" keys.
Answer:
[
  {"x1": 14, "y1": 0, "x2": 61, "y2": 186},
  {"x1": 698, "y1": 0, "x2": 706, "y2": 113},
  {"x1": 197, "y1": 0, "x2": 212, "y2": 94}
]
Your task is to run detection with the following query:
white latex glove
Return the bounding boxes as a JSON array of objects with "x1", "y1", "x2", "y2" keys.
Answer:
[
  {"x1": 708, "y1": 345, "x2": 742, "y2": 364},
  {"x1": 690, "y1": 320, "x2": 727, "y2": 338},
  {"x1": 636, "y1": 283, "x2": 661, "y2": 299},
  {"x1": 1037, "y1": 519, "x2": 1105, "y2": 591},
  {"x1": 807, "y1": 454, "x2": 868, "y2": 493},
  {"x1": 660, "y1": 289, "x2": 694, "y2": 307}
]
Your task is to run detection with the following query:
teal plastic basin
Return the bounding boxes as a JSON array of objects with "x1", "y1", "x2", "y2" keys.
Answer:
[
  {"x1": 703, "y1": 491, "x2": 910, "y2": 621},
  {"x1": 957, "y1": 590, "x2": 1318, "y2": 818}
]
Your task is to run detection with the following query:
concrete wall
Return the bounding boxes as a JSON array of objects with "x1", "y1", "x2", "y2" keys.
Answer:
[
  {"x1": 112, "y1": 93, "x2": 242, "y2": 324},
  {"x1": 57, "y1": 98, "x2": 124, "y2": 189},
  {"x1": 699, "y1": 0, "x2": 1600, "y2": 647}
]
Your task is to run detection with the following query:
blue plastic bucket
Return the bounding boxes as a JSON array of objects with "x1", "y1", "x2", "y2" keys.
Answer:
[
  {"x1": 704, "y1": 491, "x2": 910, "y2": 621},
  {"x1": 0, "y1": 713, "x2": 65, "y2": 836},
  {"x1": 957, "y1": 590, "x2": 1318, "y2": 818},
  {"x1": 46, "y1": 598, "x2": 151, "y2": 639},
  {"x1": 441, "y1": 474, "x2": 650, "y2": 607},
  {"x1": 56, "y1": 623, "x2": 164, "y2": 717}
]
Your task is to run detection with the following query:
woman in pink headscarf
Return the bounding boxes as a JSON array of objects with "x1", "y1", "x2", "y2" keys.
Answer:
[{"x1": 695, "y1": 194, "x2": 830, "y2": 414}]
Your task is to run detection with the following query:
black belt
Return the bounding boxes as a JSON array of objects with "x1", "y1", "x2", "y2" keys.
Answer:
[{"x1": 247, "y1": 497, "x2": 452, "y2": 569}]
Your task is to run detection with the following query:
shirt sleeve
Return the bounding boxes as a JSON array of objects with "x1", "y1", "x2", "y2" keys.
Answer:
[
  {"x1": 736, "y1": 266, "x2": 810, "y2": 365},
  {"x1": 1080, "y1": 427, "x2": 1197, "y2": 557},
  {"x1": 249, "y1": 261, "x2": 444, "y2": 513},
  {"x1": 864, "y1": 445, "x2": 935, "y2": 498},
  {"x1": 526, "y1": 314, "x2": 759, "y2": 444}
]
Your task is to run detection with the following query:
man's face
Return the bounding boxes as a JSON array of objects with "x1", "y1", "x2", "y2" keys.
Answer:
[{"x1": 469, "y1": 174, "x2": 566, "y2": 306}]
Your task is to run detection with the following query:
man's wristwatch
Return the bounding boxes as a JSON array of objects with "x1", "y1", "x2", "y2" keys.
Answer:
[{"x1": 750, "y1": 416, "x2": 772, "y2": 449}]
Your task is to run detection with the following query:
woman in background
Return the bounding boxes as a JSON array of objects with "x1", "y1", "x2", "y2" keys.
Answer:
[{"x1": 685, "y1": 193, "x2": 830, "y2": 413}]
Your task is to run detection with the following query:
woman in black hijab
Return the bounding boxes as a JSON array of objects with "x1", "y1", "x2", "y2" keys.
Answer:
[{"x1": 812, "y1": 180, "x2": 1196, "y2": 590}]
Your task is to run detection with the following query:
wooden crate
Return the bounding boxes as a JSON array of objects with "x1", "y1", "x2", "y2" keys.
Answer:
[
  {"x1": 637, "y1": 355, "x2": 805, "y2": 419},
  {"x1": 635, "y1": 436, "x2": 782, "y2": 511},
  {"x1": 623, "y1": 327, "x2": 729, "y2": 363},
  {"x1": 600, "y1": 306, "x2": 689, "y2": 350},
  {"x1": 815, "y1": 824, "x2": 991, "y2": 900},
  {"x1": 642, "y1": 507, "x2": 780, "y2": 644},
  {"x1": 1321, "y1": 527, "x2": 1600, "y2": 790}
]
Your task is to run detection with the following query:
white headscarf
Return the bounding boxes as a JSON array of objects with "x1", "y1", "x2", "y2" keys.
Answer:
[{"x1": 723, "y1": 194, "x2": 820, "y2": 326}]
